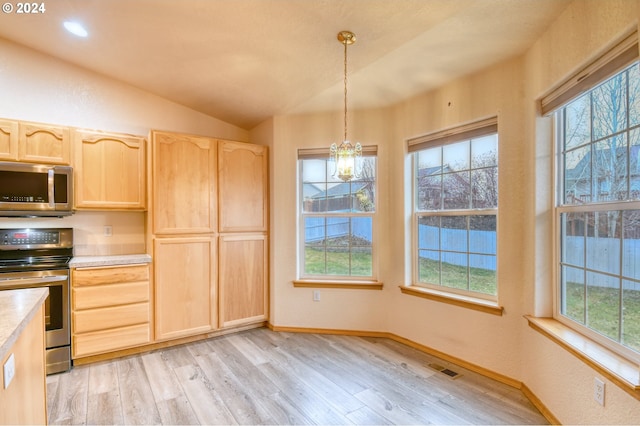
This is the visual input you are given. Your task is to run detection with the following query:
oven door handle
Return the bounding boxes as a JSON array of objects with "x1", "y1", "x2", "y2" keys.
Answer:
[{"x1": 0, "y1": 275, "x2": 68, "y2": 288}]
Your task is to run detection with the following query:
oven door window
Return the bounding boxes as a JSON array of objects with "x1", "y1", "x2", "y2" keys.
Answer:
[{"x1": 45, "y1": 283, "x2": 63, "y2": 331}]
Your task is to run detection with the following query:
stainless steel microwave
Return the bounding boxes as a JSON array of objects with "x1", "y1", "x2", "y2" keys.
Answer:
[{"x1": 0, "y1": 162, "x2": 74, "y2": 217}]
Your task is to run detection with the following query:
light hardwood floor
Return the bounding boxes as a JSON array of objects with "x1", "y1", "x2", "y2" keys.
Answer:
[{"x1": 46, "y1": 328, "x2": 549, "y2": 425}]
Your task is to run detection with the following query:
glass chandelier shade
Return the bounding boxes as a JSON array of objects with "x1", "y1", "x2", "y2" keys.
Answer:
[{"x1": 331, "y1": 30, "x2": 362, "y2": 182}]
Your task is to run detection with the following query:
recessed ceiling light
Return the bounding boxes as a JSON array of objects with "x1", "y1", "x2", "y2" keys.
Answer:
[{"x1": 63, "y1": 21, "x2": 88, "y2": 38}]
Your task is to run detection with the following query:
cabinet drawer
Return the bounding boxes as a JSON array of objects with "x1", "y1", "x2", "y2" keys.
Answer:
[
  {"x1": 73, "y1": 302, "x2": 149, "y2": 333},
  {"x1": 72, "y1": 264, "x2": 149, "y2": 286},
  {"x1": 73, "y1": 281, "x2": 149, "y2": 310},
  {"x1": 73, "y1": 324, "x2": 150, "y2": 358}
]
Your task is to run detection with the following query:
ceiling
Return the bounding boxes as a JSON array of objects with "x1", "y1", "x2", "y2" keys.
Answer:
[{"x1": 0, "y1": 0, "x2": 571, "y2": 129}]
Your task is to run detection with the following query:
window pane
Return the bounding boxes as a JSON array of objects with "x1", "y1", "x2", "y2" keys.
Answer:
[
  {"x1": 417, "y1": 175, "x2": 442, "y2": 210},
  {"x1": 585, "y1": 211, "x2": 621, "y2": 275},
  {"x1": 565, "y1": 93, "x2": 591, "y2": 150},
  {"x1": 302, "y1": 159, "x2": 327, "y2": 182},
  {"x1": 326, "y1": 251, "x2": 350, "y2": 275},
  {"x1": 564, "y1": 145, "x2": 591, "y2": 204},
  {"x1": 418, "y1": 249, "x2": 440, "y2": 284},
  {"x1": 418, "y1": 216, "x2": 439, "y2": 250},
  {"x1": 443, "y1": 171, "x2": 470, "y2": 209},
  {"x1": 303, "y1": 183, "x2": 327, "y2": 213},
  {"x1": 443, "y1": 140, "x2": 469, "y2": 170},
  {"x1": 561, "y1": 212, "x2": 585, "y2": 267},
  {"x1": 469, "y1": 215, "x2": 496, "y2": 254},
  {"x1": 442, "y1": 216, "x2": 467, "y2": 252},
  {"x1": 623, "y1": 210, "x2": 640, "y2": 280},
  {"x1": 442, "y1": 251, "x2": 468, "y2": 290},
  {"x1": 562, "y1": 265, "x2": 585, "y2": 324},
  {"x1": 594, "y1": 135, "x2": 627, "y2": 202},
  {"x1": 469, "y1": 254, "x2": 496, "y2": 295},
  {"x1": 622, "y1": 279, "x2": 640, "y2": 352},
  {"x1": 353, "y1": 181, "x2": 375, "y2": 212},
  {"x1": 630, "y1": 129, "x2": 640, "y2": 200},
  {"x1": 593, "y1": 73, "x2": 627, "y2": 140},
  {"x1": 471, "y1": 168, "x2": 498, "y2": 208},
  {"x1": 417, "y1": 147, "x2": 442, "y2": 169},
  {"x1": 629, "y1": 64, "x2": 640, "y2": 127},
  {"x1": 304, "y1": 217, "x2": 326, "y2": 275},
  {"x1": 586, "y1": 271, "x2": 620, "y2": 342},
  {"x1": 471, "y1": 135, "x2": 498, "y2": 168}
]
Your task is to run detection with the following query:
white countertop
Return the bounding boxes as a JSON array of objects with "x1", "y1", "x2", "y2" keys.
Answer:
[
  {"x1": 0, "y1": 288, "x2": 48, "y2": 360},
  {"x1": 70, "y1": 254, "x2": 152, "y2": 268}
]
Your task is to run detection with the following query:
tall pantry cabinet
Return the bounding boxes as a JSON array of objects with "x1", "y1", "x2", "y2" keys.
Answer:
[
  {"x1": 149, "y1": 131, "x2": 268, "y2": 341},
  {"x1": 218, "y1": 141, "x2": 269, "y2": 328}
]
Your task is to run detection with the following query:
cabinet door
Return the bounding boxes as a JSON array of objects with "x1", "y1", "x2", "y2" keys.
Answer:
[
  {"x1": 219, "y1": 234, "x2": 268, "y2": 327},
  {"x1": 154, "y1": 237, "x2": 216, "y2": 340},
  {"x1": 18, "y1": 121, "x2": 71, "y2": 164},
  {"x1": 0, "y1": 119, "x2": 18, "y2": 161},
  {"x1": 152, "y1": 131, "x2": 216, "y2": 234},
  {"x1": 74, "y1": 130, "x2": 146, "y2": 209},
  {"x1": 218, "y1": 141, "x2": 268, "y2": 232}
]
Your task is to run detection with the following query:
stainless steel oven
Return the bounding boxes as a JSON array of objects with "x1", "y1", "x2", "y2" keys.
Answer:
[{"x1": 0, "y1": 228, "x2": 73, "y2": 374}]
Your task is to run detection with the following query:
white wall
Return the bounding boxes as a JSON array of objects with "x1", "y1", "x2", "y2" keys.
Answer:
[{"x1": 0, "y1": 38, "x2": 248, "y2": 255}]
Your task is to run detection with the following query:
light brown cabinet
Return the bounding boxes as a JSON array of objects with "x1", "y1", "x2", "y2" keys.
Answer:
[
  {"x1": 152, "y1": 131, "x2": 217, "y2": 235},
  {"x1": 74, "y1": 129, "x2": 146, "y2": 210},
  {"x1": 218, "y1": 140, "x2": 268, "y2": 232},
  {"x1": 153, "y1": 237, "x2": 216, "y2": 340},
  {"x1": 0, "y1": 118, "x2": 71, "y2": 164},
  {"x1": 0, "y1": 119, "x2": 18, "y2": 161},
  {"x1": 71, "y1": 264, "x2": 151, "y2": 358},
  {"x1": 219, "y1": 234, "x2": 268, "y2": 328},
  {"x1": 0, "y1": 305, "x2": 47, "y2": 425},
  {"x1": 149, "y1": 130, "x2": 268, "y2": 340}
]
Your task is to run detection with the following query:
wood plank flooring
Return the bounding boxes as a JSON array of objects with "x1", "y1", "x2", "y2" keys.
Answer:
[{"x1": 46, "y1": 328, "x2": 549, "y2": 425}]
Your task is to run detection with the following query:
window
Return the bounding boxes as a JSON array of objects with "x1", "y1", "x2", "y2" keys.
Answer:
[
  {"x1": 298, "y1": 148, "x2": 377, "y2": 280},
  {"x1": 555, "y1": 61, "x2": 640, "y2": 362},
  {"x1": 409, "y1": 118, "x2": 498, "y2": 300}
]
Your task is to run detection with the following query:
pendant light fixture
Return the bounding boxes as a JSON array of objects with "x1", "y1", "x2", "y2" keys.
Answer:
[{"x1": 330, "y1": 30, "x2": 362, "y2": 182}]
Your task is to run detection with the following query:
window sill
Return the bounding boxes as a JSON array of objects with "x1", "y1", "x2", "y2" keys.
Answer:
[
  {"x1": 525, "y1": 316, "x2": 640, "y2": 400},
  {"x1": 399, "y1": 285, "x2": 503, "y2": 316},
  {"x1": 293, "y1": 280, "x2": 383, "y2": 290}
]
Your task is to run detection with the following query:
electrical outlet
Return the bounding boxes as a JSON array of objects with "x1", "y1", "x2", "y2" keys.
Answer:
[
  {"x1": 313, "y1": 290, "x2": 320, "y2": 301},
  {"x1": 104, "y1": 225, "x2": 113, "y2": 237},
  {"x1": 3, "y1": 353, "x2": 15, "y2": 389},
  {"x1": 594, "y1": 377, "x2": 605, "y2": 406}
]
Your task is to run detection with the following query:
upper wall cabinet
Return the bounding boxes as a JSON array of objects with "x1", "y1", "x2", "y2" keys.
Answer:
[
  {"x1": 0, "y1": 119, "x2": 18, "y2": 161},
  {"x1": 19, "y1": 121, "x2": 71, "y2": 165},
  {"x1": 74, "y1": 130, "x2": 147, "y2": 210},
  {"x1": 218, "y1": 141, "x2": 268, "y2": 233},
  {"x1": 0, "y1": 119, "x2": 71, "y2": 164},
  {"x1": 151, "y1": 131, "x2": 217, "y2": 235}
]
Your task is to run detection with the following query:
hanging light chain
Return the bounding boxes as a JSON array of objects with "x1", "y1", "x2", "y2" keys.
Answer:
[{"x1": 344, "y1": 36, "x2": 348, "y2": 142}]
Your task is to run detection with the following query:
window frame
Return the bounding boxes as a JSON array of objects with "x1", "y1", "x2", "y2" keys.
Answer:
[
  {"x1": 409, "y1": 117, "x2": 499, "y2": 302},
  {"x1": 297, "y1": 147, "x2": 379, "y2": 283},
  {"x1": 552, "y1": 61, "x2": 640, "y2": 364}
]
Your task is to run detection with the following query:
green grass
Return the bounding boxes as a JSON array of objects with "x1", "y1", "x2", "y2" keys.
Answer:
[
  {"x1": 564, "y1": 281, "x2": 640, "y2": 352},
  {"x1": 418, "y1": 257, "x2": 496, "y2": 296},
  {"x1": 305, "y1": 247, "x2": 372, "y2": 276}
]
